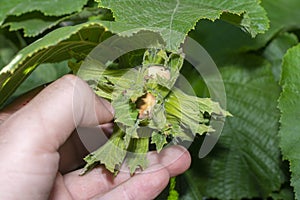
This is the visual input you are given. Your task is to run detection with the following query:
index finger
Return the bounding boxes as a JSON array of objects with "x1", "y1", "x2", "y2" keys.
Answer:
[{"x1": 0, "y1": 75, "x2": 114, "y2": 152}]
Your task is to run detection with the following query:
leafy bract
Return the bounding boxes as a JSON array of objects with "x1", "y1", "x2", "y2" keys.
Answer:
[
  {"x1": 81, "y1": 49, "x2": 230, "y2": 174},
  {"x1": 83, "y1": 127, "x2": 128, "y2": 173},
  {"x1": 97, "y1": 0, "x2": 269, "y2": 51},
  {"x1": 184, "y1": 65, "x2": 285, "y2": 199},
  {"x1": 0, "y1": 0, "x2": 88, "y2": 25},
  {"x1": 151, "y1": 132, "x2": 167, "y2": 153},
  {"x1": 126, "y1": 138, "x2": 149, "y2": 174},
  {"x1": 0, "y1": 20, "x2": 113, "y2": 106},
  {"x1": 278, "y1": 44, "x2": 300, "y2": 200}
]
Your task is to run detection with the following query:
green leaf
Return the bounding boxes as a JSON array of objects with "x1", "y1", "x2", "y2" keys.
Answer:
[
  {"x1": 98, "y1": 0, "x2": 269, "y2": 51},
  {"x1": 82, "y1": 126, "x2": 128, "y2": 174},
  {"x1": 126, "y1": 138, "x2": 149, "y2": 174},
  {"x1": 112, "y1": 94, "x2": 139, "y2": 127},
  {"x1": 0, "y1": 0, "x2": 88, "y2": 25},
  {"x1": 80, "y1": 49, "x2": 230, "y2": 174},
  {"x1": 178, "y1": 172, "x2": 203, "y2": 200},
  {"x1": 263, "y1": 32, "x2": 298, "y2": 81},
  {"x1": 188, "y1": 0, "x2": 300, "y2": 66},
  {"x1": 188, "y1": 20, "x2": 257, "y2": 66},
  {"x1": 278, "y1": 44, "x2": 300, "y2": 200},
  {"x1": 167, "y1": 117, "x2": 194, "y2": 143},
  {"x1": 259, "y1": 0, "x2": 300, "y2": 48},
  {"x1": 11, "y1": 61, "x2": 70, "y2": 98},
  {"x1": 3, "y1": 11, "x2": 69, "y2": 37},
  {"x1": 148, "y1": 104, "x2": 167, "y2": 130},
  {"x1": 270, "y1": 188, "x2": 294, "y2": 200},
  {"x1": 186, "y1": 65, "x2": 286, "y2": 199},
  {"x1": 151, "y1": 131, "x2": 167, "y2": 153},
  {"x1": 207, "y1": 65, "x2": 285, "y2": 199},
  {"x1": 0, "y1": 32, "x2": 18, "y2": 68},
  {"x1": 2, "y1": 8, "x2": 113, "y2": 38},
  {"x1": 165, "y1": 88, "x2": 229, "y2": 136},
  {"x1": 167, "y1": 177, "x2": 179, "y2": 200},
  {"x1": 0, "y1": 20, "x2": 112, "y2": 107}
]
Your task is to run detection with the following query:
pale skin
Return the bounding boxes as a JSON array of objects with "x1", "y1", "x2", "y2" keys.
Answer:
[{"x1": 0, "y1": 75, "x2": 191, "y2": 200}]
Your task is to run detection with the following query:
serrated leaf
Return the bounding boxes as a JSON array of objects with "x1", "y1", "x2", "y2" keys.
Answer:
[
  {"x1": 126, "y1": 138, "x2": 149, "y2": 174},
  {"x1": 3, "y1": 11, "x2": 69, "y2": 37},
  {"x1": 278, "y1": 44, "x2": 300, "y2": 200},
  {"x1": 82, "y1": 127, "x2": 128, "y2": 174},
  {"x1": 0, "y1": 20, "x2": 113, "y2": 106},
  {"x1": 80, "y1": 49, "x2": 230, "y2": 174},
  {"x1": 167, "y1": 177, "x2": 179, "y2": 200},
  {"x1": 206, "y1": 66, "x2": 285, "y2": 199},
  {"x1": 110, "y1": 68, "x2": 146, "y2": 127},
  {"x1": 112, "y1": 94, "x2": 139, "y2": 127},
  {"x1": 77, "y1": 58, "x2": 131, "y2": 100},
  {"x1": 189, "y1": 0, "x2": 300, "y2": 66},
  {"x1": 148, "y1": 104, "x2": 167, "y2": 130},
  {"x1": 165, "y1": 116, "x2": 194, "y2": 143},
  {"x1": 151, "y1": 132, "x2": 167, "y2": 153},
  {"x1": 97, "y1": 0, "x2": 269, "y2": 51},
  {"x1": 2, "y1": 8, "x2": 113, "y2": 37},
  {"x1": 165, "y1": 88, "x2": 229, "y2": 136},
  {"x1": 185, "y1": 65, "x2": 286, "y2": 199},
  {"x1": 0, "y1": 0, "x2": 88, "y2": 25}
]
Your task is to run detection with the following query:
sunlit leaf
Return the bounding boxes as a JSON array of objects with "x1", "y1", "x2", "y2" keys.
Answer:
[
  {"x1": 0, "y1": 21, "x2": 112, "y2": 106},
  {"x1": 98, "y1": 0, "x2": 269, "y2": 51}
]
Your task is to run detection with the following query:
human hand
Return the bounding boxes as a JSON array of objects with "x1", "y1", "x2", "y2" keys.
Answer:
[{"x1": 0, "y1": 75, "x2": 191, "y2": 199}]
